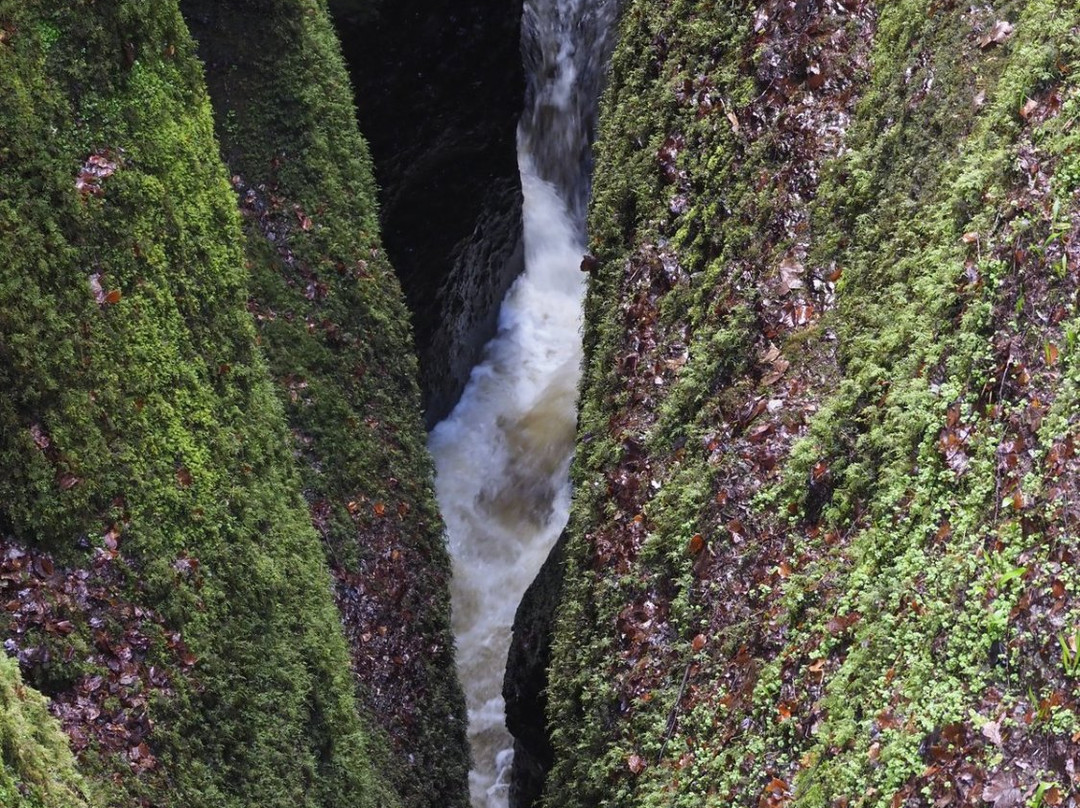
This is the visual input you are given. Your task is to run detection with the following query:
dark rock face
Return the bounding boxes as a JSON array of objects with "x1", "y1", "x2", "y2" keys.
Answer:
[
  {"x1": 503, "y1": 530, "x2": 567, "y2": 808},
  {"x1": 333, "y1": 0, "x2": 526, "y2": 427}
]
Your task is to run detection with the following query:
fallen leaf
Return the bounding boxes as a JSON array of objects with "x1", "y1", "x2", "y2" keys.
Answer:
[
  {"x1": 103, "y1": 526, "x2": 120, "y2": 551},
  {"x1": 691, "y1": 633, "x2": 706, "y2": 651},
  {"x1": 759, "y1": 343, "x2": 782, "y2": 364},
  {"x1": 979, "y1": 20, "x2": 1014, "y2": 49},
  {"x1": 29, "y1": 424, "x2": 50, "y2": 450},
  {"x1": 779, "y1": 256, "x2": 804, "y2": 294},
  {"x1": 1020, "y1": 98, "x2": 1039, "y2": 119},
  {"x1": 747, "y1": 422, "x2": 774, "y2": 443},
  {"x1": 762, "y1": 359, "x2": 789, "y2": 386},
  {"x1": 688, "y1": 534, "x2": 705, "y2": 555},
  {"x1": 89, "y1": 273, "x2": 107, "y2": 303},
  {"x1": 982, "y1": 771, "x2": 1021, "y2": 808},
  {"x1": 627, "y1": 753, "x2": 646, "y2": 774},
  {"x1": 980, "y1": 718, "x2": 1002, "y2": 746}
]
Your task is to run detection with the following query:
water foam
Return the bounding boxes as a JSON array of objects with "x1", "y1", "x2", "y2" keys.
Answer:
[{"x1": 430, "y1": 165, "x2": 584, "y2": 807}]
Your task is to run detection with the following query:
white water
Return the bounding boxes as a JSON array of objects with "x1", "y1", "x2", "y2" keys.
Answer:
[
  {"x1": 430, "y1": 163, "x2": 584, "y2": 808},
  {"x1": 430, "y1": 0, "x2": 616, "y2": 804}
]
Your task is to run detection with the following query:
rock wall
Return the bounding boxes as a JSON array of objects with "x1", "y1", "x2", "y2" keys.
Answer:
[
  {"x1": 179, "y1": 1, "x2": 470, "y2": 804},
  {"x1": 333, "y1": 0, "x2": 526, "y2": 426},
  {"x1": 535, "y1": 1, "x2": 1080, "y2": 805},
  {"x1": 0, "y1": 1, "x2": 467, "y2": 806}
]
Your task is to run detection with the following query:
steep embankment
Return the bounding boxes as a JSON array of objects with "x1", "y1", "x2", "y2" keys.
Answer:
[
  {"x1": 179, "y1": 2, "x2": 470, "y2": 805},
  {"x1": 0, "y1": 655, "x2": 92, "y2": 808},
  {"x1": 539, "y1": 1, "x2": 1080, "y2": 805},
  {"x1": 0, "y1": 1, "x2": 432, "y2": 805}
]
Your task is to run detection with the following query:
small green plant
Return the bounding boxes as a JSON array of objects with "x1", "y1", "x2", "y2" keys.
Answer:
[
  {"x1": 1057, "y1": 629, "x2": 1080, "y2": 677},
  {"x1": 1030, "y1": 780, "x2": 1063, "y2": 808}
]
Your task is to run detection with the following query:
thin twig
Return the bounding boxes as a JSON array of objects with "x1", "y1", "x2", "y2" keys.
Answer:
[{"x1": 657, "y1": 661, "x2": 692, "y2": 764}]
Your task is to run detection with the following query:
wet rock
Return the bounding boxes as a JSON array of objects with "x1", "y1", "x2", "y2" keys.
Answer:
[
  {"x1": 504, "y1": 529, "x2": 567, "y2": 808},
  {"x1": 333, "y1": 0, "x2": 526, "y2": 426}
]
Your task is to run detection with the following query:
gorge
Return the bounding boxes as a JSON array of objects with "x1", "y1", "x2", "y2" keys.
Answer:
[
  {"x1": 429, "y1": 0, "x2": 615, "y2": 803},
  {"x1": 4, "y1": 2, "x2": 1080, "y2": 808}
]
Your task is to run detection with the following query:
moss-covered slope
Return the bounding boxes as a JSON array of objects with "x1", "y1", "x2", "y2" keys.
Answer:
[
  {"x1": 0, "y1": 655, "x2": 93, "y2": 808},
  {"x1": 178, "y1": 2, "x2": 469, "y2": 806},
  {"x1": 0, "y1": 2, "x2": 398, "y2": 806},
  {"x1": 545, "y1": 1, "x2": 1080, "y2": 805}
]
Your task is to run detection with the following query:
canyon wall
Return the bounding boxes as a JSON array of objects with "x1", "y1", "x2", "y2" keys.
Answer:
[
  {"x1": 529, "y1": 1, "x2": 1080, "y2": 805},
  {"x1": 0, "y1": 1, "x2": 466, "y2": 806}
]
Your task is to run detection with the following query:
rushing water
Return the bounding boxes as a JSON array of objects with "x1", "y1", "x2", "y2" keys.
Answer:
[{"x1": 429, "y1": 0, "x2": 616, "y2": 805}]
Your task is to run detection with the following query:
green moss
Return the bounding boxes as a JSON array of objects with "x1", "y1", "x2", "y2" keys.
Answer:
[
  {"x1": 175, "y1": 2, "x2": 468, "y2": 806},
  {"x1": 547, "y1": 1, "x2": 1080, "y2": 805},
  {"x1": 0, "y1": 655, "x2": 94, "y2": 808},
  {"x1": 0, "y1": 2, "x2": 397, "y2": 806}
]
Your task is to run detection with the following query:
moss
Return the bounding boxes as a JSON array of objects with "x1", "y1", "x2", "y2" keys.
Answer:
[
  {"x1": 0, "y1": 2, "x2": 397, "y2": 806},
  {"x1": 176, "y1": 2, "x2": 469, "y2": 806},
  {"x1": 0, "y1": 655, "x2": 94, "y2": 808},
  {"x1": 546, "y1": 0, "x2": 1080, "y2": 806}
]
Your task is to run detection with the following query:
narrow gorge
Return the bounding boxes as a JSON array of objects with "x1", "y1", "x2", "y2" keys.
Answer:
[
  {"x1": 4, "y1": 2, "x2": 1080, "y2": 808},
  {"x1": 428, "y1": 0, "x2": 615, "y2": 804}
]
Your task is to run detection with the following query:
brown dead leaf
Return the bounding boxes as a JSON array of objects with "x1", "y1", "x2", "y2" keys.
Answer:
[
  {"x1": 29, "y1": 424, "x2": 50, "y2": 451},
  {"x1": 779, "y1": 256, "x2": 804, "y2": 294},
  {"x1": 759, "y1": 343, "x2": 782, "y2": 365},
  {"x1": 1020, "y1": 98, "x2": 1039, "y2": 120},
  {"x1": 979, "y1": 20, "x2": 1014, "y2": 49},
  {"x1": 627, "y1": 753, "x2": 646, "y2": 774},
  {"x1": 762, "y1": 358, "x2": 790, "y2": 386},
  {"x1": 982, "y1": 772, "x2": 1021, "y2": 808}
]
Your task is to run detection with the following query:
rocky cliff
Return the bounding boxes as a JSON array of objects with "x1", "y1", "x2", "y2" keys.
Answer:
[
  {"x1": 528, "y1": 1, "x2": 1080, "y2": 806},
  {"x1": 334, "y1": 0, "x2": 526, "y2": 427},
  {"x1": 0, "y1": 1, "x2": 466, "y2": 806}
]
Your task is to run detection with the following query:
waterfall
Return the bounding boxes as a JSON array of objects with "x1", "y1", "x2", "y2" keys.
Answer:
[{"x1": 428, "y1": 1, "x2": 616, "y2": 806}]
